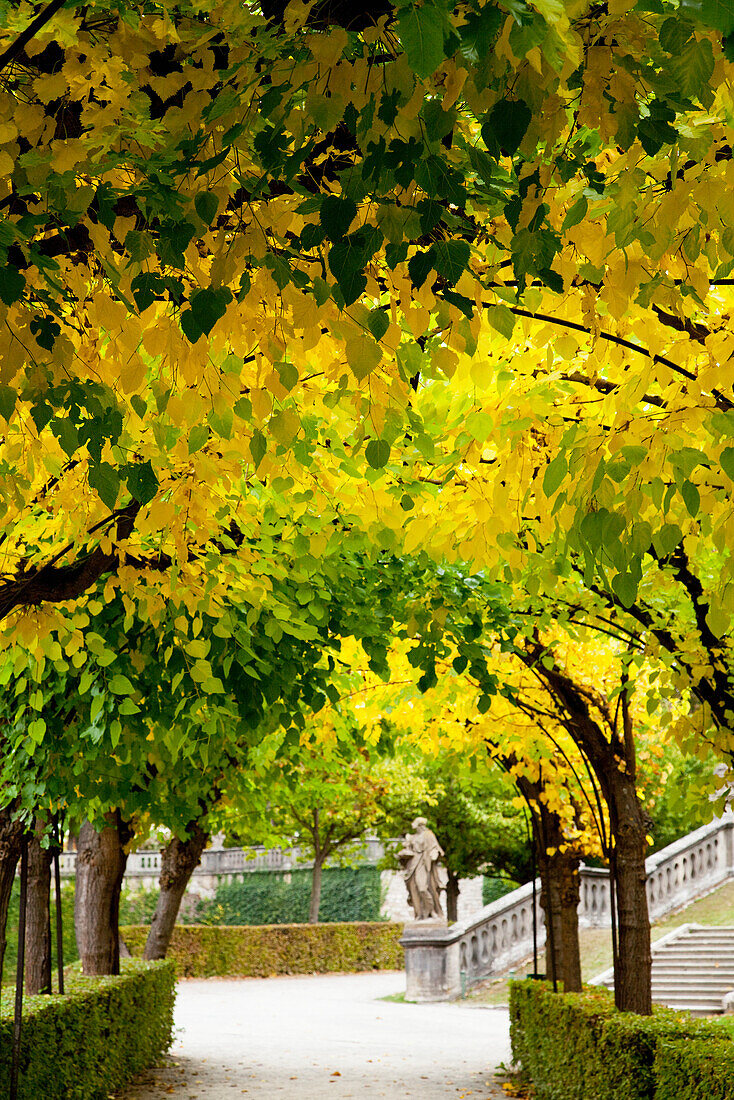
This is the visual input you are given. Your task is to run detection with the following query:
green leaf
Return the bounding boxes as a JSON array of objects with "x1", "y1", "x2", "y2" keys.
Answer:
[
  {"x1": 481, "y1": 98, "x2": 532, "y2": 157},
  {"x1": 195, "y1": 191, "x2": 219, "y2": 225},
  {"x1": 681, "y1": 479, "x2": 700, "y2": 517},
  {"x1": 320, "y1": 195, "x2": 357, "y2": 241},
  {"x1": 672, "y1": 37, "x2": 715, "y2": 98},
  {"x1": 422, "y1": 99, "x2": 455, "y2": 142},
  {"x1": 486, "y1": 304, "x2": 515, "y2": 339},
  {"x1": 188, "y1": 425, "x2": 210, "y2": 454},
  {"x1": 124, "y1": 460, "x2": 158, "y2": 505},
  {"x1": 653, "y1": 522, "x2": 683, "y2": 557},
  {"x1": 443, "y1": 289, "x2": 474, "y2": 318},
  {"x1": 365, "y1": 438, "x2": 391, "y2": 469},
  {"x1": 27, "y1": 718, "x2": 46, "y2": 745},
  {"x1": 367, "y1": 308, "x2": 390, "y2": 341},
  {"x1": 543, "y1": 454, "x2": 567, "y2": 497},
  {"x1": 0, "y1": 265, "x2": 25, "y2": 307},
  {"x1": 721, "y1": 446, "x2": 734, "y2": 480},
  {"x1": 659, "y1": 16, "x2": 694, "y2": 53},
  {"x1": 250, "y1": 429, "x2": 267, "y2": 468},
  {"x1": 432, "y1": 239, "x2": 470, "y2": 285},
  {"x1": 612, "y1": 572, "x2": 638, "y2": 608},
  {"x1": 397, "y1": 3, "x2": 447, "y2": 79},
  {"x1": 562, "y1": 196, "x2": 588, "y2": 232},
  {"x1": 124, "y1": 230, "x2": 155, "y2": 263},
  {"x1": 88, "y1": 462, "x2": 120, "y2": 511},
  {"x1": 108, "y1": 674, "x2": 134, "y2": 695},
  {"x1": 408, "y1": 248, "x2": 435, "y2": 290},
  {"x1": 681, "y1": 0, "x2": 734, "y2": 34},
  {"x1": 0, "y1": 386, "x2": 16, "y2": 422},
  {"x1": 328, "y1": 227, "x2": 381, "y2": 306},
  {"x1": 180, "y1": 287, "x2": 233, "y2": 343}
]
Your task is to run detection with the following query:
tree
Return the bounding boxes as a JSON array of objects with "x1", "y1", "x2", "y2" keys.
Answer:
[
  {"x1": 379, "y1": 745, "x2": 531, "y2": 921},
  {"x1": 0, "y1": 0, "x2": 730, "y2": 637},
  {"x1": 223, "y1": 725, "x2": 392, "y2": 924}
]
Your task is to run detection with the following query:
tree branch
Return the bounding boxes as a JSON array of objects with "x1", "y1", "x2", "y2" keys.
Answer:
[
  {"x1": 0, "y1": 503, "x2": 139, "y2": 620},
  {"x1": 0, "y1": 0, "x2": 67, "y2": 74}
]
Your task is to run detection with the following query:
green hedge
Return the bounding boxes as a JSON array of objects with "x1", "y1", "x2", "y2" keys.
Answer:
[
  {"x1": 482, "y1": 876, "x2": 520, "y2": 905},
  {"x1": 189, "y1": 866, "x2": 382, "y2": 925},
  {"x1": 509, "y1": 979, "x2": 730, "y2": 1100},
  {"x1": 123, "y1": 921, "x2": 403, "y2": 978},
  {"x1": 0, "y1": 958, "x2": 174, "y2": 1100},
  {"x1": 654, "y1": 1036, "x2": 734, "y2": 1100}
]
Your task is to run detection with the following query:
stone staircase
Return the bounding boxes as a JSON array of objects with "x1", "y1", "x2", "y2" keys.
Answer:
[{"x1": 596, "y1": 924, "x2": 734, "y2": 1016}]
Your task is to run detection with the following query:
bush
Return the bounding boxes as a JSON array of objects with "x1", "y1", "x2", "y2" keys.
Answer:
[
  {"x1": 0, "y1": 958, "x2": 174, "y2": 1100},
  {"x1": 509, "y1": 979, "x2": 729, "y2": 1100},
  {"x1": 122, "y1": 921, "x2": 403, "y2": 978},
  {"x1": 188, "y1": 866, "x2": 382, "y2": 925},
  {"x1": 482, "y1": 876, "x2": 520, "y2": 905},
  {"x1": 655, "y1": 1037, "x2": 734, "y2": 1099}
]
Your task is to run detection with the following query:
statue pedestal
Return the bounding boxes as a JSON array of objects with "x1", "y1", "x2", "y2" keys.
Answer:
[{"x1": 401, "y1": 919, "x2": 460, "y2": 1002}]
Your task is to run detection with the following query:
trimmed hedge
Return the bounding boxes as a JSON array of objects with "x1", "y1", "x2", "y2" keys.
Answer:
[
  {"x1": 122, "y1": 920, "x2": 403, "y2": 978},
  {"x1": 189, "y1": 866, "x2": 383, "y2": 925},
  {"x1": 0, "y1": 958, "x2": 175, "y2": 1100},
  {"x1": 655, "y1": 1037, "x2": 734, "y2": 1100},
  {"x1": 509, "y1": 979, "x2": 730, "y2": 1100}
]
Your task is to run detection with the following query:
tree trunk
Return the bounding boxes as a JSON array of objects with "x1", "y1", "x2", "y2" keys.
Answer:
[
  {"x1": 536, "y1": 843, "x2": 582, "y2": 991},
  {"x1": 25, "y1": 821, "x2": 52, "y2": 994},
  {"x1": 143, "y1": 822, "x2": 209, "y2": 960},
  {"x1": 309, "y1": 856, "x2": 324, "y2": 923},
  {"x1": 0, "y1": 803, "x2": 23, "y2": 987},
  {"x1": 446, "y1": 869, "x2": 460, "y2": 922},
  {"x1": 516, "y1": 777, "x2": 582, "y2": 994},
  {"x1": 75, "y1": 812, "x2": 133, "y2": 975},
  {"x1": 608, "y1": 771, "x2": 652, "y2": 1014}
]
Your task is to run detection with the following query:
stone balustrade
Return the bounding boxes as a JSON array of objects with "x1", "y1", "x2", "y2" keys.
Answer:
[
  {"x1": 59, "y1": 836, "x2": 387, "y2": 885},
  {"x1": 402, "y1": 812, "x2": 734, "y2": 1001}
]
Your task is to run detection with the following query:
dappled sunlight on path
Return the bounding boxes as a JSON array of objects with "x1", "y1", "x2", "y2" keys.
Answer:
[{"x1": 119, "y1": 972, "x2": 510, "y2": 1099}]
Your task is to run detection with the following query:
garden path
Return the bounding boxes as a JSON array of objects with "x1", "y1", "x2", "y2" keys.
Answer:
[{"x1": 120, "y1": 970, "x2": 511, "y2": 1099}]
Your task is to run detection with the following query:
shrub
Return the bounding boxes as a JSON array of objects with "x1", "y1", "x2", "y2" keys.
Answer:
[
  {"x1": 482, "y1": 876, "x2": 520, "y2": 905},
  {"x1": 654, "y1": 1038, "x2": 734, "y2": 1099},
  {"x1": 188, "y1": 866, "x2": 383, "y2": 925},
  {"x1": 509, "y1": 979, "x2": 729, "y2": 1100},
  {"x1": 0, "y1": 958, "x2": 174, "y2": 1100},
  {"x1": 122, "y1": 921, "x2": 403, "y2": 978}
]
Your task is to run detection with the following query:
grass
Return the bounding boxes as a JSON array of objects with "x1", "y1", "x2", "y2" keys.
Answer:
[{"x1": 466, "y1": 878, "x2": 734, "y2": 1006}]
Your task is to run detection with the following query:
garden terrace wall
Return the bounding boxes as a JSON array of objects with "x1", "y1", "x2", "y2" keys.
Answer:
[
  {"x1": 122, "y1": 921, "x2": 404, "y2": 978},
  {"x1": 0, "y1": 958, "x2": 174, "y2": 1100},
  {"x1": 509, "y1": 979, "x2": 732, "y2": 1100}
]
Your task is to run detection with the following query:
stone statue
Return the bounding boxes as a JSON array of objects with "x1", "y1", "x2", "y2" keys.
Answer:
[{"x1": 398, "y1": 817, "x2": 448, "y2": 921}]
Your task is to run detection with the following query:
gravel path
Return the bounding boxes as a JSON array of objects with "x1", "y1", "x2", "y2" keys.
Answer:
[{"x1": 121, "y1": 971, "x2": 511, "y2": 1099}]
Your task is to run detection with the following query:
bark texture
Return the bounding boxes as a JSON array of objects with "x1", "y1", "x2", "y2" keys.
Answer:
[
  {"x1": 143, "y1": 822, "x2": 209, "y2": 960},
  {"x1": 606, "y1": 770, "x2": 652, "y2": 1014},
  {"x1": 537, "y1": 841, "x2": 582, "y2": 992},
  {"x1": 75, "y1": 812, "x2": 133, "y2": 975},
  {"x1": 25, "y1": 823, "x2": 52, "y2": 994},
  {"x1": 0, "y1": 803, "x2": 23, "y2": 986}
]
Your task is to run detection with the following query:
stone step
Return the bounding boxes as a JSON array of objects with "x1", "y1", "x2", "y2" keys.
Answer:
[
  {"x1": 651, "y1": 950, "x2": 734, "y2": 961},
  {"x1": 651, "y1": 985, "x2": 730, "y2": 994}
]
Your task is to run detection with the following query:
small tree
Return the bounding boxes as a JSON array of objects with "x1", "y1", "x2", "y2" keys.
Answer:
[{"x1": 380, "y1": 748, "x2": 530, "y2": 921}]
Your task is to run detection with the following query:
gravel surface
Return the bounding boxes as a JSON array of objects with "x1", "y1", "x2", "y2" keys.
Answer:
[{"x1": 120, "y1": 971, "x2": 511, "y2": 1099}]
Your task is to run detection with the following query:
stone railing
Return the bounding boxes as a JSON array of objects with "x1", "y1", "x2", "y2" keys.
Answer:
[
  {"x1": 59, "y1": 836, "x2": 386, "y2": 884},
  {"x1": 402, "y1": 812, "x2": 734, "y2": 1001},
  {"x1": 402, "y1": 881, "x2": 546, "y2": 1001}
]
